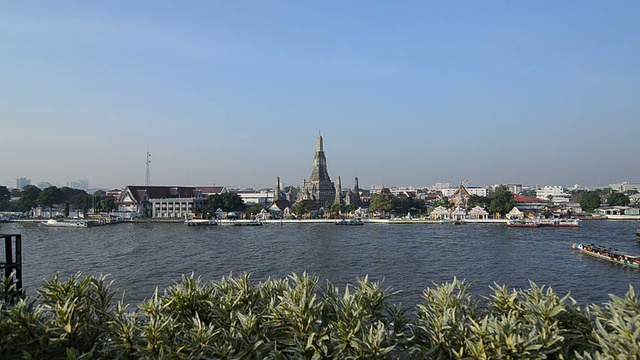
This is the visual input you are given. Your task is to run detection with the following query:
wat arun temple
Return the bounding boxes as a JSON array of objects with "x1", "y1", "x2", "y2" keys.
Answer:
[{"x1": 300, "y1": 133, "x2": 361, "y2": 207}]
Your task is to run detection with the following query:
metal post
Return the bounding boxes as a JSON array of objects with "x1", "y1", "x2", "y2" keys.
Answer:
[{"x1": 1, "y1": 234, "x2": 23, "y2": 303}]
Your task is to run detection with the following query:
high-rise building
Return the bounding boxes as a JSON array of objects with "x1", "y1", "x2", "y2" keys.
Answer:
[
  {"x1": 66, "y1": 179, "x2": 89, "y2": 190},
  {"x1": 16, "y1": 177, "x2": 31, "y2": 190},
  {"x1": 301, "y1": 133, "x2": 335, "y2": 206},
  {"x1": 37, "y1": 182, "x2": 53, "y2": 189}
]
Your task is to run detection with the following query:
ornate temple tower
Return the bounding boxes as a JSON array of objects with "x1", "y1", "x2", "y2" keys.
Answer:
[
  {"x1": 335, "y1": 176, "x2": 343, "y2": 204},
  {"x1": 275, "y1": 177, "x2": 281, "y2": 201},
  {"x1": 353, "y1": 177, "x2": 362, "y2": 207},
  {"x1": 301, "y1": 132, "x2": 336, "y2": 206}
]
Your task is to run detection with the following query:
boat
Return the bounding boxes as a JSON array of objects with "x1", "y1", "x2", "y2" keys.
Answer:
[
  {"x1": 184, "y1": 219, "x2": 218, "y2": 226},
  {"x1": 572, "y1": 243, "x2": 640, "y2": 268},
  {"x1": 507, "y1": 218, "x2": 580, "y2": 228},
  {"x1": 41, "y1": 219, "x2": 88, "y2": 228},
  {"x1": 537, "y1": 218, "x2": 581, "y2": 227},
  {"x1": 233, "y1": 221, "x2": 263, "y2": 226},
  {"x1": 335, "y1": 219, "x2": 364, "y2": 226},
  {"x1": 507, "y1": 219, "x2": 540, "y2": 228}
]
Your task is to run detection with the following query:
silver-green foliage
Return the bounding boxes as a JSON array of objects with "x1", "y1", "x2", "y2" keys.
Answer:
[
  {"x1": 577, "y1": 285, "x2": 640, "y2": 360},
  {"x1": 1, "y1": 273, "x2": 639, "y2": 359},
  {"x1": 1, "y1": 273, "x2": 115, "y2": 359}
]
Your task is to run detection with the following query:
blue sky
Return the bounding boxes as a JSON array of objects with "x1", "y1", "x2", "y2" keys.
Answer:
[{"x1": 2, "y1": 1, "x2": 639, "y2": 190}]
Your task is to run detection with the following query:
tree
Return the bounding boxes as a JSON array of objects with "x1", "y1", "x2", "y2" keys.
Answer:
[
  {"x1": 291, "y1": 202, "x2": 308, "y2": 217},
  {"x1": 579, "y1": 191, "x2": 601, "y2": 212},
  {"x1": 327, "y1": 201, "x2": 343, "y2": 218},
  {"x1": 467, "y1": 195, "x2": 488, "y2": 210},
  {"x1": 19, "y1": 185, "x2": 41, "y2": 212},
  {"x1": 71, "y1": 193, "x2": 89, "y2": 211},
  {"x1": 60, "y1": 187, "x2": 90, "y2": 204},
  {"x1": 607, "y1": 192, "x2": 630, "y2": 207},
  {"x1": 0, "y1": 186, "x2": 11, "y2": 211},
  {"x1": 487, "y1": 185, "x2": 515, "y2": 217},
  {"x1": 37, "y1": 186, "x2": 64, "y2": 217},
  {"x1": 101, "y1": 197, "x2": 116, "y2": 212},
  {"x1": 245, "y1": 203, "x2": 266, "y2": 217},
  {"x1": 207, "y1": 193, "x2": 246, "y2": 213},
  {"x1": 64, "y1": 202, "x2": 70, "y2": 217},
  {"x1": 433, "y1": 196, "x2": 453, "y2": 209},
  {"x1": 0, "y1": 186, "x2": 10, "y2": 202},
  {"x1": 369, "y1": 193, "x2": 395, "y2": 214},
  {"x1": 395, "y1": 195, "x2": 424, "y2": 215},
  {"x1": 93, "y1": 190, "x2": 106, "y2": 212}
]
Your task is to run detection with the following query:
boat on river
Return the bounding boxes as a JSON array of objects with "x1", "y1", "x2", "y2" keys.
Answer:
[
  {"x1": 42, "y1": 219, "x2": 88, "y2": 228},
  {"x1": 184, "y1": 219, "x2": 218, "y2": 226},
  {"x1": 335, "y1": 219, "x2": 364, "y2": 225},
  {"x1": 572, "y1": 243, "x2": 640, "y2": 268},
  {"x1": 507, "y1": 219, "x2": 540, "y2": 228},
  {"x1": 233, "y1": 221, "x2": 263, "y2": 226},
  {"x1": 508, "y1": 218, "x2": 580, "y2": 228},
  {"x1": 538, "y1": 218, "x2": 581, "y2": 227}
]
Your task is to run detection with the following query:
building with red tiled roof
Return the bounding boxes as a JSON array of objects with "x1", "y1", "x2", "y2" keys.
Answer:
[
  {"x1": 118, "y1": 185, "x2": 227, "y2": 218},
  {"x1": 514, "y1": 195, "x2": 548, "y2": 211}
]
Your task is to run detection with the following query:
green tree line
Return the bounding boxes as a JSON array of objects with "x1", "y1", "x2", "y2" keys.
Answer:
[
  {"x1": 1, "y1": 272, "x2": 639, "y2": 358},
  {"x1": 573, "y1": 190, "x2": 632, "y2": 213},
  {"x1": 0, "y1": 185, "x2": 117, "y2": 214},
  {"x1": 369, "y1": 185, "x2": 517, "y2": 217}
]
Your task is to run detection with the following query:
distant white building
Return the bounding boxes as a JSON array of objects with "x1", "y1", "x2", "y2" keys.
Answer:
[
  {"x1": 390, "y1": 187, "x2": 419, "y2": 198},
  {"x1": 234, "y1": 189, "x2": 275, "y2": 206},
  {"x1": 16, "y1": 177, "x2": 31, "y2": 190},
  {"x1": 536, "y1": 186, "x2": 570, "y2": 203},
  {"x1": 503, "y1": 184, "x2": 523, "y2": 195},
  {"x1": 442, "y1": 186, "x2": 488, "y2": 198},
  {"x1": 66, "y1": 179, "x2": 89, "y2": 190},
  {"x1": 37, "y1": 182, "x2": 53, "y2": 189},
  {"x1": 433, "y1": 183, "x2": 450, "y2": 190}
]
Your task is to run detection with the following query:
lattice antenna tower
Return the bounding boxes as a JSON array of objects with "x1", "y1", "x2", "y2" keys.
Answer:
[{"x1": 145, "y1": 147, "x2": 151, "y2": 186}]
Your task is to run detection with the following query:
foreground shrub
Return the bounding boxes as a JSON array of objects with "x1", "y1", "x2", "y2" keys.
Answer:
[{"x1": 1, "y1": 273, "x2": 639, "y2": 359}]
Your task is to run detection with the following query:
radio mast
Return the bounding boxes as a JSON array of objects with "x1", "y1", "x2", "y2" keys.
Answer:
[{"x1": 145, "y1": 147, "x2": 151, "y2": 186}]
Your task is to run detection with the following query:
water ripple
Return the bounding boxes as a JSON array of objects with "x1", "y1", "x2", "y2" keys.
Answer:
[{"x1": 3, "y1": 220, "x2": 640, "y2": 307}]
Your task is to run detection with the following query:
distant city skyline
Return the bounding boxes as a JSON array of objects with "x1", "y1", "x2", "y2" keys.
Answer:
[
  {"x1": 3, "y1": 167, "x2": 636, "y2": 193},
  {"x1": 2, "y1": 133, "x2": 638, "y2": 191},
  {"x1": 2, "y1": 1, "x2": 639, "y2": 190}
]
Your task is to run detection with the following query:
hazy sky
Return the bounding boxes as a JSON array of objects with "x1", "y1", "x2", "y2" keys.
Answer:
[{"x1": 2, "y1": 1, "x2": 639, "y2": 190}]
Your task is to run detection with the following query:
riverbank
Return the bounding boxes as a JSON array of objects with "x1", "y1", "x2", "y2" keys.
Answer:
[{"x1": 6, "y1": 217, "x2": 635, "y2": 226}]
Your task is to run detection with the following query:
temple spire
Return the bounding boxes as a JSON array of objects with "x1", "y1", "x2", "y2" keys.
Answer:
[
  {"x1": 275, "y1": 177, "x2": 281, "y2": 201},
  {"x1": 302, "y1": 132, "x2": 335, "y2": 206},
  {"x1": 316, "y1": 132, "x2": 323, "y2": 152}
]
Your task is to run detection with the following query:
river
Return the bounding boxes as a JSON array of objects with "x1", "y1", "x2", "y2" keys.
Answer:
[{"x1": 2, "y1": 220, "x2": 640, "y2": 309}]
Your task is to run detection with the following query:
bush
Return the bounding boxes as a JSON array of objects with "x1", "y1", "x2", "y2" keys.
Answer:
[{"x1": 1, "y1": 273, "x2": 639, "y2": 359}]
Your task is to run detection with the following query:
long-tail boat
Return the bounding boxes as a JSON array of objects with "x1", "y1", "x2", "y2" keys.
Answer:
[{"x1": 572, "y1": 243, "x2": 640, "y2": 268}]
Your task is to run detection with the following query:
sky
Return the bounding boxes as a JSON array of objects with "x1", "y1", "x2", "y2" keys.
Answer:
[{"x1": 1, "y1": 1, "x2": 639, "y2": 191}]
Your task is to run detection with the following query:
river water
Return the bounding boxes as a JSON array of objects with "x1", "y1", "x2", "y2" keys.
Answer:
[{"x1": 3, "y1": 220, "x2": 640, "y2": 309}]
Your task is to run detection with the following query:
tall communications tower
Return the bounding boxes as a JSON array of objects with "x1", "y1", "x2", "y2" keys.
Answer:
[{"x1": 145, "y1": 148, "x2": 151, "y2": 186}]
